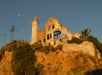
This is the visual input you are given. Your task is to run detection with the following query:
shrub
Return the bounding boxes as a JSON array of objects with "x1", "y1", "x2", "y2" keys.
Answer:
[
  {"x1": 11, "y1": 40, "x2": 36, "y2": 75},
  {"x1": 0, "y1": 47, "x2": 5, "y2": 61},
  {"x1": 35, "y1": 63, "x2": 44, "y2": 75},
  {"x1": 42, "y1": 45, "x2": 55, "y2": 53},
  {"x1": 33, "y1": 43, "x2": 43, "y2": 50},
  {"x1": 86, "y1": 36, "x2": 102, "y2": 53},
  {"x1": 55, "y1": 45, "x2": 63, "y2": 50},
  {"x1": 0, "y1": 40, "x2": 37, "y2": 75},
  {"x1": 68, "y1": 37, "x2": 83, "y2": 44}
]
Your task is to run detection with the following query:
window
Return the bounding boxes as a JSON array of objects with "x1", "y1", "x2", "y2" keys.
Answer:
[
  {"x1": 47, "y1": 33, "x2": 52, "y2": 40},
  {"x1": 52, "y1": 24, "x2": 54, "y2": 29},
  {"x1": 49, "y1": 33, "x2": 52, "y2": 39},
  {"x1": 48, "y1": 26, "x2": 51, "y2": 31},
  {"x1": 54, "y1": 31, "x2": 61, "y2": 38},
  {"x1": 47, "y1": 34, "x2": 49, "y2": 40}
]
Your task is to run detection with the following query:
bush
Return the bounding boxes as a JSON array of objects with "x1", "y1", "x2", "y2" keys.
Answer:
[
  {"x1": 41, "y1": 45, "x2": 56, "y2": 53},
  {"x1": 11, "y1": 40, "x2": 36, "y2": 75},
  {"x1": 33, "y1": 43, "x2": 43, "y2": 50},
  {"x1": 35, "y1": 64, "x2": 44, "y2": 75},
  {"x1": 0, "y1": 40, "x2": 37, "y2": 75},
  {"x1": 68, "y1": 37, "x2": 83, "y2": 44},
  {"x1": 86, "y1": 36, "x2": 102, "y2": 53},
  {"x1": 55, "y1": 45, "x2": 63, "y2": 50},
  {"x1": 0, "y1": 47, "x2": 5, "y2": 61}
]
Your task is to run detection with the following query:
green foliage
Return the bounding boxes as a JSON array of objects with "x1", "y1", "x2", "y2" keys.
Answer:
[
  {"x1": 35, "y1": 64, "x2": 44, "y2": 75},
  {"x1": 0, "y1": 40, "x2": 37, "y2": 75},
  {"x1": 68, "y1": 35, "x2": 102, "y2": 55},
  {"x1": 55, "y1": 45, "x2": 63, "y2": 50},
  {"x1": 11, "y1": 40, "x2": 36, "y2": 75},
  {"x1": 68, "y1": 37, "x2": 83, "y2": 44},
  {"x1": 33, "y1": 43, "x2": 43, "y2": 50},
  {"x1": 0, "y1": 47, "x2": 5, "y2": 61},
  {"x1": 41, "y1": 45, "x2": 63, "y2": 53},
  {"x1": 39, "y1": 45, "x2": 56, "y2": 53},
  {"x1": 0, "y1": 40, "x2": 63, "y2": 75},
  {"x1": 81, "y1": 28, "x2": 91, "y2": 40},
  {"x1": 86, "y1": 36, "x2": 102, "y2": 52},
  {"x1": 33, "y1": 43, "x2": 59, "y2": 53}
]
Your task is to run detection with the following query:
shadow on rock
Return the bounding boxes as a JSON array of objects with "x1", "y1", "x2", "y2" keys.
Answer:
[{"x1": 86, "y1": 69, "x2": 102, "y2": 75}]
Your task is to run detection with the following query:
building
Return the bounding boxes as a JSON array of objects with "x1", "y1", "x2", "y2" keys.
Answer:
[{"x1": 31, "y1": 17, "x2": 80, "y2": 46}]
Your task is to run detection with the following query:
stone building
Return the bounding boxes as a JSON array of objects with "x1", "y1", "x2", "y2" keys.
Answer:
[{"x1": 31, "y1": 17, "x2": 80, "y2": 46}]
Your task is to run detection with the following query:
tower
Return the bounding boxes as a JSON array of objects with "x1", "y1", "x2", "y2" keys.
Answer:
[{"x1": 31, "y1": 17, "x2": 39, "y2": 44}]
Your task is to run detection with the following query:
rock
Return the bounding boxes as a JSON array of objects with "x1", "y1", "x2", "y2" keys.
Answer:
[
  {"x1": 0, "y1": 51, "x2": 13, "y2": 75},
  {"x1": 62, "y1": 41, "x2": 101, "y2": 59},
  {"x1": 35, "y1": 51, "x2": 102, "y2": 75}
]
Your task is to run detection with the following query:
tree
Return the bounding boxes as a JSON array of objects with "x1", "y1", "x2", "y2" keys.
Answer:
[
  {"x1": 81, "y1": 28, "x2": 91, "y2": 40},
  {"x1": 10, "y1": 25, "x2": 15, "y2": 42},
  {"x1": 4, "y1": 33, "x2": 7, "y2": 44}
]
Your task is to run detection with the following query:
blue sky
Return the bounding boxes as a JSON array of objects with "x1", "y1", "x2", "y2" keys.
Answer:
[{"x1": 0, "y1": 0, "x2": 102, "y2": 47}]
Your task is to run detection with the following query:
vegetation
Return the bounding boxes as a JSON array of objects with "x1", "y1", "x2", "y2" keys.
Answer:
[
  {"x1": 0, "y1": 40, "x2": 63, "y2": 75},
  {"x1": 10, "y1": 25, "x2": 15, "y2": 41},
  {"x1": 33, "y1": 43, "x2": 63, "y2": 53},
  {"x1": 0, "y1": 27, "x2": 101, "y2": 74},
  {"x1": 11, "y1": 40, "x2": 36, "y2": 75},
  {"x1": 0, "y1": 40, "x2": 36, "y2": 75},
  {"x1": 0, "y1": 37, "x2": 101, "y2": 74},
  {"x1": 68, "y1": 28, "x2": 102, "y2": 55},
  {"x1": 55, "y1": 45, "x2": 63, "y2": 50},
  {"x1": 35, "y1": 64, "x2": 44, "y2": 75},
  {"x1": 68, "y1": 35, "x2": 102, "y2": 56},
  {"x1": 80, "y1": 28, "x2": 91, "y2": 40},
  {"x1": 68, "y1": 37, "x2": 83, "y2": 44},
  {"x1": 86, "y1": 36, "x2": 102, "y2": 53}
]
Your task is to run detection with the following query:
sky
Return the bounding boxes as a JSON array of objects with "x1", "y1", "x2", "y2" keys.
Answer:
[{"x1": 0, "y1": 0, "x2": 102, "y2": 47}]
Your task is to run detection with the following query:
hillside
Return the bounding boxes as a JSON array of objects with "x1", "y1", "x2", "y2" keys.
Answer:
[
  {"x1": 35, "y1": 51, "x2": 102, "y2": 75},
  {"x1": 0, "y1": 40, "x2": 102, "y2": 75},
  {"x1": 0, "y1": 51, "x2": 13, "y2": 75},
  {"x1": 0, "y1": 50, "x2": 102, "y2": 75}
]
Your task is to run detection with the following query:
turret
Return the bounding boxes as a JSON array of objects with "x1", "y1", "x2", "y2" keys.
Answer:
[{"x1": 31, "y1": 17, "x2": 39, "y2": 44}]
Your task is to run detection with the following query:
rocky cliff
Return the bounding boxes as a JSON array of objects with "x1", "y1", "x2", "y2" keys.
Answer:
[
  {"x1": 0, "y1": 40, "x2": 102, "y2": 75},
  {"x1": 0, "y1": 51, "x2": 13, "y2": 75},
  {"x1": 63, "y1": 41, "x2": 101, "y2": 59},
  {"x1": 35, "y1": 51, "x2": 102, "y2": 75}
]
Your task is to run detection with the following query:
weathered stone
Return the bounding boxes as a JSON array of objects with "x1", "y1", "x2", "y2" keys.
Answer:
[
  {"x1": 62, "y1": 41, "x2": 101, "y2": 59},
  {"x1": 0, "y1": 51, "x2": 13, "y2": 75},
  {"x1": 31, "y1": 17, "x2": 80, "y2": 46},
  {"x1": 35, "y1": 51, "x2": 102, "y2": 75}
]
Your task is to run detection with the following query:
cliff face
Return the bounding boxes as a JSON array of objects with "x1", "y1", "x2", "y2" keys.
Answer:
[
  {"x1": 0, "y1": 51, "x2": 13, "y2": 75},
  {"x1": 34, "y1": 41, "x2": 102, "y2": 75},
  {"x1": 35, "y1": 51, "x2": 102, "y2": 75},
  {"x1": 0, "y1": 41, "x2": 102, "y2": 75},
  {"x1": 63, "y1": 41, "x2": 101, "y2": 59}
]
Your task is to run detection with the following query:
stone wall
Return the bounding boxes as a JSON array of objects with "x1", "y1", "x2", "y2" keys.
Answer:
[{"x1": 62, "y1": 41, "x2": 101, "y2": 59}]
